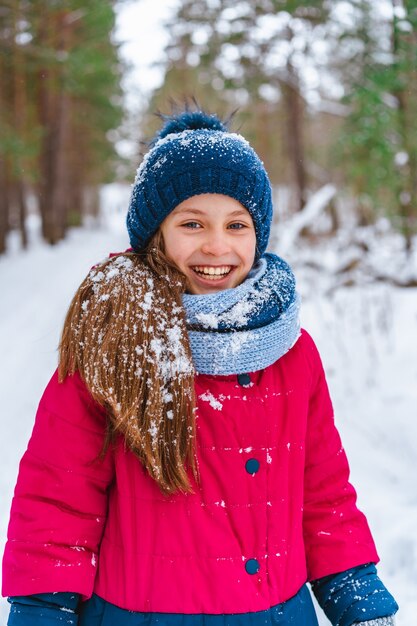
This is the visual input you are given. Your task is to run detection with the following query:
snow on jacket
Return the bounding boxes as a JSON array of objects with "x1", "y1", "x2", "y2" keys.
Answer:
[{"x1": 2, "y1": 329, "x2": 379, "y2": 614}]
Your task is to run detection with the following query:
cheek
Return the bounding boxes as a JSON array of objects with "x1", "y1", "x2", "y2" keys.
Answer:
[
  {"x1": 160, "y1": 225, "x2": 182, "y2": 264},
  {"x1": 242, "y1": 236, "x2": 256, "y2": 267},
  {"x1": 163, "y1": 234, "x2": 190, "y2": 270}
]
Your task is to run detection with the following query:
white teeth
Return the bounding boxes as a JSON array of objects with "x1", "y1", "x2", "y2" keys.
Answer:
[{"x1": 193, "y1": 265, "x2": 232, "y2": 278}]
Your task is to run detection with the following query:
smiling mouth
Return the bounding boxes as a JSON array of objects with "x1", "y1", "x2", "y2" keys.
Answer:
[{"x1": 191, "y1": 265, "x2": 234, "y2": 280}]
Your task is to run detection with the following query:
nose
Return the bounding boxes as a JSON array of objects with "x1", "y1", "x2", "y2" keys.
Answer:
[{"x1": 200, "y1": 229, "x2": 232, "y2": 256}]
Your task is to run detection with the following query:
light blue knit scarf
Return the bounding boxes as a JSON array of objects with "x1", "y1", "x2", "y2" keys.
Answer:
[{"x1": 182, "y1": 253, "x2": 301, "y2": 375}]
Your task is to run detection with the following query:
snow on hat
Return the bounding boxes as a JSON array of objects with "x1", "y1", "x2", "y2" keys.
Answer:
[{"x1": 126, "y1": 110, "x2": 273, "y2": 259}]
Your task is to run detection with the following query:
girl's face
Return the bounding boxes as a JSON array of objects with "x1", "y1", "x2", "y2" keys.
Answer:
[{"x1": 160, "y1": 193, "x2": 257, "y2": 295}]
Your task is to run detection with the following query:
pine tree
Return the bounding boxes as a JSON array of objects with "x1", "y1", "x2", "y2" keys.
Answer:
[
  {"x1": 336, "y1": 0, "x2": 417, "y2": 242},
  {"x1": 148, "y1": 0, "x2": 331, "y2": 213},
  {"x1": 0, "y1": 0, "x2": 124, "y2": 251}
]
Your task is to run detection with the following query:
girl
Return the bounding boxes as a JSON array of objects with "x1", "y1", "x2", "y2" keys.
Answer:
[{"x1": 2, "y1": 110, "x2": 398, "y2": 626}]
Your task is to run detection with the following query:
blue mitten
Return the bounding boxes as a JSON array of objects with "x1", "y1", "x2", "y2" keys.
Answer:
[{"x1": 311, "y1": 563, "x2": 398, "y2": 626}]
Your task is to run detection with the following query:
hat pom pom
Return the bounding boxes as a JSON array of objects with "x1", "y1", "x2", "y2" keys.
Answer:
[{"x1": 157, "y1": 111, "x2": 227, "y2": 141}]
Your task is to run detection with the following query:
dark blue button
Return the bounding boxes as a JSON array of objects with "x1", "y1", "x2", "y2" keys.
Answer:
[
  {"x1": 237, "y1": 373, "x2": 251, "y2": 386},
  {"x1": 245, "y1": 458, "x2": 260, "y2": 474},
  {"x1": 245, "y1": 558, "x2": 260, "y2": 575}
]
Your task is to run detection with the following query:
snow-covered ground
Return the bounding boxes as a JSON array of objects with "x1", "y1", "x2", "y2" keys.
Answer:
[{"x1": 1, "y1": 186, "x2": 416, "y2": 624}]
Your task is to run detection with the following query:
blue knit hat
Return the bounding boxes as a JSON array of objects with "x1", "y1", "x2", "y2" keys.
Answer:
[{"x1": 126, "y1": 111, "x2": 273, "y2": 259}]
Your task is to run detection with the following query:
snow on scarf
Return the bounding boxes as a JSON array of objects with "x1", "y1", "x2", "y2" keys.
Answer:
[{"x1": 182, "y1": 253, "x2": 301, "y2": 375}]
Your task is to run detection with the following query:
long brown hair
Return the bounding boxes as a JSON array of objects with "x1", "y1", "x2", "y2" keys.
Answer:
[{"x1": 58, "y1": 232, "x2": 198, "y2": 494}]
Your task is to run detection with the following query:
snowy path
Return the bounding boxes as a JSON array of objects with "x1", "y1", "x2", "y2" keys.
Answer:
[
  {"x1": 1, "y1": 204, "x2": 416, "y2": 624},
  {"x1": 301, "y1": 285, "x2": 417, "y2": 624}
]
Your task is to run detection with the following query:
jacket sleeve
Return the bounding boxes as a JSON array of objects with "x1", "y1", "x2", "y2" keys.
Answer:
[
  {"x1": 301, "y1": 330, "x2": 379, "y2": 581},
  {"x1": 2, "y1": 370, "x2": 114, "y2": 599},
  {"x1": 7, "y1": 593, "x2": 80, "y2": 626},
  {"x1": 311, "y1": 563, "x2": 398, "y2": 626}
]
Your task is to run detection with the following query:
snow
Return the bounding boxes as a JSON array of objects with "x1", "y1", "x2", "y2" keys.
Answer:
[
  {"x1": 283, "y1": 237, "x2": 417, "y2": 624},
  {"x1": 1, "y1": 186, "x2": 416, "y2": 624},
  {"x1": 134, "y1": 129, "x2": 252, "y2": 187},
  {"x1": 276, "y1": 183, "x2": 337, "y2": 256},
  {"x1": 199, "y1": 391, "x2": 223, "y2": 412}
]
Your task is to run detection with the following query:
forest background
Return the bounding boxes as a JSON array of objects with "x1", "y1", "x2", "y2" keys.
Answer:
[{"x1": 1, "y1": 0, "x2": 417, "y2": 256}]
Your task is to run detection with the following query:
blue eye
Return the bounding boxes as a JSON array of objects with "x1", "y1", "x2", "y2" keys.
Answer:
[
  {"x1": 182, "y1": 222, "x2": 201, "y2": 229},
  {"x1": 228, "y1": 223, "x2": 246, "y2": 230}
]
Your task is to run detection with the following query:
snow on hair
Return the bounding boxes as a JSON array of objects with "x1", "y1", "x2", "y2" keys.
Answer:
[{"x1": 58, "y1": 233, "x2": 198, "y2": 494}]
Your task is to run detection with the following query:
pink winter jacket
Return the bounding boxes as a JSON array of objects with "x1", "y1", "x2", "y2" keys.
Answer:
[{"x1": 2, "y1": 329, "x2": 379, "y2": 613}]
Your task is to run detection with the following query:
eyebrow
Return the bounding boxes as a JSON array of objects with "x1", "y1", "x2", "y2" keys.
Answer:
[{"x1": 173, "y1": 208, "x2": 249, "y2": 217}]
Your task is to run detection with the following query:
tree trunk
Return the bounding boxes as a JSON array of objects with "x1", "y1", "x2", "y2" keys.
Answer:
[
  {"x1": 0, "y1": 36, "x2": 10, "y2": 254},
  {"x1": 16, "y1": 181, "x2": 28, "y2": 248},
  {"x1": 37, "y1": 10, "x2": 72, "y2": 244},
  {"x1": 37, "y1": 58, "x2": 55, "y2": 243},
  {"x1": 391, "y1": 0, "x2": 417, "y2": 250},
  {"x1": 0, "y1": 158, "x2": 10, "y2": 254},
  {"x1": 280, "y1": 58, "x2": 308, "y2": 213},
  {"x1": 12, "y1": 0, "x2": 28, "y2": 249}
]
